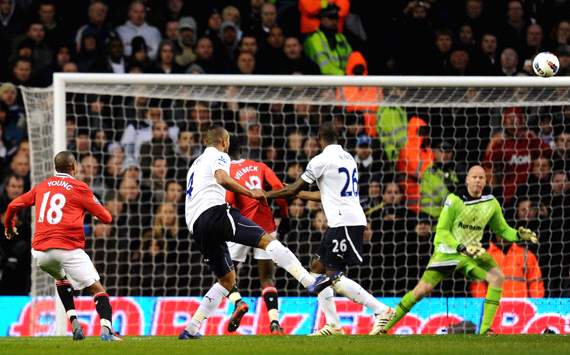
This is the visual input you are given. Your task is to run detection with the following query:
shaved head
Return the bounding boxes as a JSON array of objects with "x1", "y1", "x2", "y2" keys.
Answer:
[
  {"x1": 54, "y1": 150, "x2": 77, "y2": 174},
  {"x1": 206, "y1": 126, "x2": 230, "y2": 152},
  {"x1": 466, "y1": 165, "x2": 486, "y2": 197}
]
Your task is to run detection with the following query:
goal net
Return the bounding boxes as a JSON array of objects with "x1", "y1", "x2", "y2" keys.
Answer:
[{"x1": 21, "y1": 75, "x2": 570, "y2": 335}]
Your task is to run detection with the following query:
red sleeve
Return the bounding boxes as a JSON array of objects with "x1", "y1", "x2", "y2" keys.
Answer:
[
  {"x1": 79, "y1": 186, "x2": 112, "y2": 224},
  {"x1": 226, "y1": 190, "x2": 237, "y2": 208},
  {"x1": 262, "y1": 163, "x2": 289, "y2": 217},
  {"x1": 4, "y1": 188, "x2": 36, "y2": 229}
]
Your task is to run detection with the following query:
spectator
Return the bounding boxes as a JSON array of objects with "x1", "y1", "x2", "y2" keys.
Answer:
[
  {"x1": 11, "y1": 21, "x2": 53, "y2": 76},
  {"x1": 0, "y1": 0, "x2": 25, "y2": 76},
  {"x1": 537, "y1": 115, "x2": 556, "y2": 149},
  {"x1": 10, "y1": 58, "x2": 32, "y2": 87},
  {"x1": 116, "y1": 0, "x2": 162, "y2": 60},
  {"x1": 430, "y1": 29, "x2": 454, "y2": 74},
  {"x1": 514, "y1": 156, "x2": 552, "y2": 205},
  {"x1": 552, "y1": 130, "x2": 570, "y2": 172},
  {"x1": 128, "y1": 36, "x2": 152, "y2": 72},
  {"x1": 174, "y1": 131, "x2": 199, "y2": 181},
  {"x1": 244, "y1": 121, "x2": 263, "y2": 160},
  {"x1": 37, "y1": 1, "x2": 65, "y2": 48},
  {"x1": 139, "y1": 119, "x2": 177, "y2": 178},
  {"x1": 243, "y1": 0, "x2": 264, "y2": 34},
  {"x1": 91, "y1": 37, "x2": 127, "y2": 73},
  {"x1": 446, "y1": 49, "x2": 470, "y2": 75},
  {"x1": 252, "y1": 2, "x2": 278, "y2": 43},
  {"x1": 548, "y1": 20, "x2": 570, "y2": 51},
  {"x1": 233, "y1": 51, "x2": 257, "y2": 74},
  {"x1": 163, "y1": 19, "x2": 179, "y2": 42},
  {"x1": 163, "y1": 180, "x2": 185, "y2": 222},
  {"x1": 299, "y1": 0, "x2": 349, "y2": 35},
  {"x1": 395, "y1": 1, "x2": 435, "y2": 74},
  {"x1": 459, "y1": 0, "x2": 487, "y2": 41},
  {"x1": 238, "y1": 34, "x2": 258, "y2": 56},
  {"x1": 76, "y1": 29, "x2": 101, "y2": 72},
  {"x1": 500, "y1": 0, "x2": 527, "y2": 53},
  {"x1": 190, "y1": 37, "x2": 224, "y2": 74},
  {"x1": 471, "y1": 33, "x2": 500, "y2": 75},
  {"x1": 556, "y1": 45, "x2": 570, "y2": 76},
  {"x1": 456, "y1": 24, "x2": 476, "y2": 52},
  {"x1": 78, "y1": 154, "x2": 104, "y2": 199},
  {"x1": 173, "y1": 16, "x2": 197, "y2": 68},
  {"x1": 0, "y1": 83, "x2": 25, "y2": 151},
  {"x1": 0, "y1": 174, "x2": 31, "y2": 294},
  {"x1": 279, "y1": 36, "x2": 320, "y2": 75},
  {"x1": 522, "y1": 23, "x2": 545, "y2": 65},
  {"x1": 7, "y1": 152, "x2": 30, "y2": 189},
  {"x1": 141, "y1": 157, "x2": 169, "y2": 203},
  {"x1": 396, "y1": 117, "x2": 433, "y2": 213},
  {"x1": 152, "y1": 40, "x2": 184, "y2": 74},
  {"x1": 149, "y1": 0, "x2": 186, "y2": 31},
  {"x1": 419, "y1": 141, "x2": 461, "y2": 219},
  {"x1": 354, "y1": 135, "x2": 379, "y2": 200},
  {"x1": 74, "y1": 0, "x2": 114, "y2": 55},
  {"x1": 220, "y1": 20, "x2": 240, "y2": 63},
  {"x1": 470, "y1": 235, "x2": 544, "y2": 298},
  {"x1": 304, "y1": 5, "x2": 352, "y2": 75},
  {"x1": 499, "y1": 47, "x2": 522, "y2": 76},
  {"x1": 257, "y1": 26, "x2": 286, "y2": 73},
  {"x1": 484, "y1": 107, "x2": 552, "y2": 203},
  {"x1": 120, "y1": 106, "x2": 178, "y2": 162}
]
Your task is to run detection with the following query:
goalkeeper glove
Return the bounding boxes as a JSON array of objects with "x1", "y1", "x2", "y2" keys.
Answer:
[
  {"x1": 457, "y1": 243, "x2": 486, "y2": 259},
  {"x1": 518, "y1": 227, "x2": 538, "y2": 244}
]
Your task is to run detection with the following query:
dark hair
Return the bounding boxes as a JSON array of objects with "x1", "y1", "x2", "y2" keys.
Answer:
[
  {"x1": 318, "y1": 121, "x2": 338, "y2": 144},
  {"x1": 2, "y1": 173, "x2": 24, "y2": 190},
  {"x1": 54, "y1": 150, "x2": 76, "y2": 174}
]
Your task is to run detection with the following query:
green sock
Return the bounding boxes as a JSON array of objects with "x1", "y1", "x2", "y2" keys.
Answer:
[
  {"x1": 384, "y1": 291, "x2": 418, "y2": 332},
  {"x1": 479, "y1": 287, "x2": 502, "y2": 334}
]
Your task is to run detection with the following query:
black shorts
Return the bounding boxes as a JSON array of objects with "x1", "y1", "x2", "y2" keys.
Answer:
[
  {"x1": 317, "y1": 225, "x2": 365, "y2": 270},
  {"x1": 192, "y1": 204, "x2": 265, "y2": 278}
]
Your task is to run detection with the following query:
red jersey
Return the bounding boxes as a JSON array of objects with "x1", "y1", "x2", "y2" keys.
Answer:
[
  {"x1": 484, "y1": 130, "x2": 551, "y2": 201},
  {"x1": 4, "y1": 173, "x2": 112, "y2": 251},
  {"x1": 226, "y1": 160, "x2": 288, "y2": 233}
]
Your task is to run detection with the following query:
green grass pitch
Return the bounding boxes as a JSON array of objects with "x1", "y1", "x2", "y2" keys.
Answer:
[{"x1": 0, "y1": 335, "x2": 568, "y2": 355}]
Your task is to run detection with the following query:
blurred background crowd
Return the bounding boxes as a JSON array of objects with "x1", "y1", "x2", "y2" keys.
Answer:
[{"x1": 0, "y1": 0, "x2": 569, "y2": 298}]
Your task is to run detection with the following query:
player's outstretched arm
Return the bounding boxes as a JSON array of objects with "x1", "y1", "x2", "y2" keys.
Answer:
[
  {"x1": 266, "y1": 178, "x2": 308, "y2": 199},
  {"x1": 215, "y1": 169, "x2": 265, "y2": 201},
  {"x1": 80, "y1": 186, "x2": 112, "y2": 224},
  {"x1": 4, "y1": 189, "x2": 35, "y2": 239},
  {"x1": 488, "y1": 198, "x2": 522, "y2": 242},
  {"x1": 296, "y1": 190, "x2": 321, "y2": 201}
]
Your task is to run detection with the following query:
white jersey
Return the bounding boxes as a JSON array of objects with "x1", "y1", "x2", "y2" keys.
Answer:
[
  {"x1": 185, "y1": 146, "x2": 231, "y2": 233},
  {"x1": 301, "y1": 144, "x2": 367, "y2": 228}
]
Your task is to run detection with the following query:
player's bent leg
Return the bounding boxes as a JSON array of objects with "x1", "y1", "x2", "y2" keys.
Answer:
[
  {"x1": 382, "y1": 272, "x2": 442, "y2": 333},
  {"x1": 218, "y1": 270, "x2": 249, "y2": 333},
  {"x1": 478, "y1": 266, "x2": 504, "y2": 335},
  {"x1": 55, "y1": 278, "x2": 84, "y2": 340},
  {"x1": 258, "y1": 234, "x2": 316, "y2": 288}
]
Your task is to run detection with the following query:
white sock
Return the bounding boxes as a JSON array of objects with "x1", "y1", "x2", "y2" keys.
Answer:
[
  {"x1": 185, "y1": 283, "x2": 229, "y2": 334},
  {"x1": 318, "y1": 287, "x2": 341, "y2": 327},
  {"x1": 332, "y1": 276, "x2": 388, "y2": 315},
  {"x1": 265, "y1": 240, "x2": 314, "y2": 287}
]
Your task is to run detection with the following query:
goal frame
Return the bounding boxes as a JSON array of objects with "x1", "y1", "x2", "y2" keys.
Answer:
[{"x1": 48, "y1": 73, "x2": 570, "y2": 335}]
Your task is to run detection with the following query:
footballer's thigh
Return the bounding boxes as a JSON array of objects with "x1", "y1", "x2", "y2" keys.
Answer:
[
  {"x1": 60, "y1": 249, "x2": 101, "y2": 290},
  {"x1": 31, "y1": 249, "x2": 66, "y2": 280},
  {"x1": 319, "y1": 225, "x2": 365, "y2": 271},
  {"x1": 227, "y1": 207, "x2": 266, "y2": 249}
]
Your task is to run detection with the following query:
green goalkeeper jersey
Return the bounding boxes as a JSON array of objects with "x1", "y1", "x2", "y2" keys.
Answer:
[{"x1": 434, "y1": 190, "x2": 519, "y2": 254}]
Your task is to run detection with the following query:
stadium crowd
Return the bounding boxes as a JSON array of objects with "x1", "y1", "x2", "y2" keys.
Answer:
[{"x1": 0, "y1": 0, "x2": 569, "y2": 298}]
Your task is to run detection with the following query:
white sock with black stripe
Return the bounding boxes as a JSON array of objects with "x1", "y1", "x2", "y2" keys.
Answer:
[
  {"x1": 332, "y1": 276, "x2": 388, "y2": 315},
  {"x1": 265, "y1": 240, "x2": 315, "y2": 287}
]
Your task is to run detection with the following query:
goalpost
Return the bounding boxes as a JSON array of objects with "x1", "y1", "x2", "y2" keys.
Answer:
[{"x1": 21, "y1": 74, "x2": 570, "y2": 336}]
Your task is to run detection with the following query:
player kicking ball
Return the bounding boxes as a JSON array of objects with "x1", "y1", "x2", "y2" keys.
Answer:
[
  {"x1": 381, "y1": 165, "x2": 538, "y2": 335},
  {"x1": 225, "y1": 136, "x2": 289, "y2": 335},
  {"x1": 3, "y1": 151, "x2": 120, "y2": 341},
  {"x1": 267, "y1": 122, "x2": 394, "y2": 336},
  {"x1": 179, "y1": 126, "x2": 336, "y2": 339}
]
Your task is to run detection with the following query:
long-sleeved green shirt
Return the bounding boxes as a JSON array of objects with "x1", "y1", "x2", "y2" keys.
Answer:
[{"x1": 434, "y1": 192, "x2": 518, "y2": 253}]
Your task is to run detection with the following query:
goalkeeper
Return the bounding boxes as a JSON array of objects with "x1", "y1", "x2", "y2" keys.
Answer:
[{"x1": 382, "y1": 165, "x2": 538, "y2": 335}]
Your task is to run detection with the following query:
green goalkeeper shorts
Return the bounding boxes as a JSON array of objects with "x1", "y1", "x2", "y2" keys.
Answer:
[{"x1": 420, "y1": 251, "x2": 498, "y2": 286}]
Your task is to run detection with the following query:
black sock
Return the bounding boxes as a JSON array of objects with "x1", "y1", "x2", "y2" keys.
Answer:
[
  {"x1": 56, "y1": 279, "x2": 77, "y2": 323},
  {"x1": 94, "y1": 292, "x2": 113, "y2": 332},
  {"x1": 262, "y1": 286, "x2": 279, "y2": 315}
]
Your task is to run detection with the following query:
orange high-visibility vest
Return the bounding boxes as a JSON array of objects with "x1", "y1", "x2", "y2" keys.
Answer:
[
  {"x1": 471, "y1": 242, "x2": 544, "y2": 298},
  {"x1": 299, "y1": 0, "x2": 349, "y2": 34},
  {"x1": 396, "y1": 117, "x2": 433, "y2": 213},
  {"x1": 336, "y1": 51, "x2": 383, "y2": 137}
]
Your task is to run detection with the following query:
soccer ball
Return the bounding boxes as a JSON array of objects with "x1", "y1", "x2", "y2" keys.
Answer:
[{"x1": 532, "y1": 52, "x2": 560, "y2": 77}]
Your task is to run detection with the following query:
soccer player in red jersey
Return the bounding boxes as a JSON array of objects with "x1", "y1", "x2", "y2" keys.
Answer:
[
  {"x1": 3, "y1": 151, "x2": 120, "y2": 341},
  {"x1": 225, "y1": 136, "x2": 289, "y2": 335}
]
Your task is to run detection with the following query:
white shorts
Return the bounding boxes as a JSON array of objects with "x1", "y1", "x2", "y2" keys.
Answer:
[
  {"x1": 31, "y1": 249, "x2": 100, "y2": 290},
  {"x1": 227, "y1": 232, "x2": 275, "y2": 263}
]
